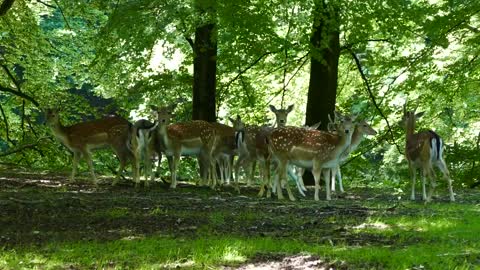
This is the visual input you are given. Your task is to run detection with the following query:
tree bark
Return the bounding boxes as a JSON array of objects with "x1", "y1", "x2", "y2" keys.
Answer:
[
  {"x1": 192, "y1": 0, "x2": 217, "y2": 122},
  {"x1": 0, "y1": 0, "x2": 15, "y2": 16},
  {"x1": 303, "y1": 0, "x2": 340, "y2": 185}
]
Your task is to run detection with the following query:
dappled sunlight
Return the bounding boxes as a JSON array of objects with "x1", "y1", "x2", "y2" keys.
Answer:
[
  {"x1": 395, "y1": 217, "x2": 458, "y2": 232},
  {"x1": 222, "y1": 245, "x2": 247, "y2": 263},
  {"x1": 353, "y1": 221, "x2": 390, "y2": 231}
]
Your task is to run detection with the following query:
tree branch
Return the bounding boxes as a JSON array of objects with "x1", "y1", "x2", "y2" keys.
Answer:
[
  {"x1": 341, "y1": 39, "x2": 391, "y2": 51},
  {"x1": 185, "y1": 36, "x2": 194, "y2": 52},
  {"x1": 0, "y1": 102, "x2": 15, "y2": 145},
  {"x1": 0, "y1": 137, "x2": 49, "y2": 157},
  {"x1": 0, "y1": 0, "x2": 15, "y2": 16},
  {"x1": 0, "y1": 85, "x2": 40, "y2": 107},
  {"x1": 219, "y1": 49, "x2": 282, "y2": 98},
  {"x1": 52, "y1": 0, "x2": 71, "y2": 30},
  {"x1": 36, "y1": 0, "x2": 55, "y2": 9},
  {"x1": 348, "y1": 48, "x2": 403, "y2": 154},
  {"x1": 1, "y1": 63, "x2": 21, "y2": 91}
]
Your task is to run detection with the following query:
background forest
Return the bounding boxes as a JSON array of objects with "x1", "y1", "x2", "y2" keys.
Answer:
[{"x1": 0, "y1": 0, "x2": 479, "y2": 190}]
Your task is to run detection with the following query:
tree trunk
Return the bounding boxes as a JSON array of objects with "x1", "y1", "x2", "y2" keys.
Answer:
[
  {"x1": 303, "y1": 1, "x2": 340, "y2": 185},
  {"x1": 192, "y1": 1, "x2": 217, "y2": 122},
  {"x1": 0, "y1": 0, "x2": 15, "y2": 16}
]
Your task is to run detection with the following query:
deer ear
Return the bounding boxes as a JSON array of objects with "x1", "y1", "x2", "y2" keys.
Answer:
[
  {"x1": 228, "y1": 117, "x2": 235, "y2": 123},
  {"x1": 351, "y1": 113, "x2": 359, "y2": 121},
  {"x1": 334, "y1": 111, "x2": 344, "y2": 120},
  {"x1": 286, "y1": 104, "x2": 294, "y2": 113},
  {"x1": 167, "y1": 103, "x2": 178, "y2": 111},
  {"x1": 415, "y1": 111, "x2": 425, "y2": 118},
  {"x1": 310, "y1": 121, "x2": 321, "y2": 130},
  {"x1": 269, "y1": 105, "x2": 277, "y2": 113}
]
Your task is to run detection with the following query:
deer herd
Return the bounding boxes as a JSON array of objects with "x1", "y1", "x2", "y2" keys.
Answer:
[{"x1": 44, "y1": 99, "x2": 455, "y2": 203}]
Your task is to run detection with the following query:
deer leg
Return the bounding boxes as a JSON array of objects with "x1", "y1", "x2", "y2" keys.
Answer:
[
  {"x1": 83, "y1": 151, "x2": 97, "y2": 186},
  {"x1": 144, "y1": 146, "x2": 153, "y2": 185},
  {"x1": 313, "y1": 165, "x2": 322, "y2": 201},
  {"x1": 296, "y1": 167, "x2": 307, "y2": 192},
  {"x1": 409, "y1": 165, "x2": 417, "y2": 201},
  {"x1": 427, "y1": 167, "x2": 437, "y2": 201},
  {"x1": 331, "y1": 168, "x2": 336, "y2": 192},
  {"x1": 337, "y1": 166, "x2": 344, "y2": 193},
  {"x1": 437, "y1": 159, "x2": 455, "y2": 202},
  {"x1": 210, "y1": 157, "x2": 218, "y2": 190},
  {"x1": 265, "y1": 159, "x2": 272, "y2": 198},
  {"x1": 165, "y1": 155, "x2": 174, "y2": 185},
  {"x1": 70, "y1": 151, "x2": 81, "y2": 182},
  {"x1": 170, "y1": 154, "x2": 180, "y2": 189},
  {"x1": 154, "y1": 151, "x2": 164, "y2": 182},
  {"x1": 275, "y1": 160, "x2": 286, "y2": 200},
  {"x1": 284, "y1": 169, "x2": 296, "y2": 202},
  {"x1": 247, "y1": 160, "x2": 257, "y2": 186},
  {"x1": 258, "y1": 161, "x2": 265, "y2": 197},
  {"x1": 323, "y1": 168, "x2": 332, "y2": 201},
  {"x1": 227, "y1": 155, "x2": 234, "y2": 185},
  {"x1": 421, "y1": 166, "x2": 429, "y2": 201},
  {"x1": 288, "y1": 165, "x2": 305, "y2": 197}
]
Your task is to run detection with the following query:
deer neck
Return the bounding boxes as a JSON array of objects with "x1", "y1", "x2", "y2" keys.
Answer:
[
  {"x1": 349, "y1": 128, "x2": 365, "y2": 152},
  {"x1": 156, "y1": 124, "x2": 171, "y2": 148},
  {"x1": 334, "y1": 130, "x2": 354, "y2": 159},
  {"x1": 406, "y1": 118, "x2": 416, "y2": 138},
  {"x1": 48, "y1": 120, "x2": 70, "y2": 146}
]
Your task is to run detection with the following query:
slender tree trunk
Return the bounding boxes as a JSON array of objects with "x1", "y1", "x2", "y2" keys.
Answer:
[
  {"x1": 303, "y1": 0, "x2": 340, "y2": 185},
  {"x1": 192, "y1": 0, "x2": 217, "y2": 122}
]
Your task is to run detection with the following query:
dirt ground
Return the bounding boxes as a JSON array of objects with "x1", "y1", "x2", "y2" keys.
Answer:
[{"x1": 0, "y1": 170, "x2": 476, "y2": 269}]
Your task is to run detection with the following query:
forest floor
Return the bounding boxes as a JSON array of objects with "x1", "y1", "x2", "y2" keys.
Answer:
[{"x1": 0, "y1": 169, "x2": 479, "y2": 269}]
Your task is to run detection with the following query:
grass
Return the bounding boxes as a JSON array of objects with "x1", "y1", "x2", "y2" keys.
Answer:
[{"x1": 1, "y1": 173, "x2": 480, "y2": 269}]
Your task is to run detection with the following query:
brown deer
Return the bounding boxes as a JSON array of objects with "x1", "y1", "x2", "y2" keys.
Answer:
[
  {"x1": 149, "y1": 105, "x2": 218, "y2": 189},
  {"x1": 230, "y1": 104, "x2": 294, "y2": 192},
  {"x1": 210, "y1": 122, "x2": 236, "y2": 186},
  {"x1": 45, "y1": 109, "x2": 136, "y2": 185},
  {"x1": 128, "y1": 101, "x2": 183, "y2": 186},
  {"x1": 267, "y1": 112, "x2": 355, "y2": 201},
  {"x1": 328, "y1": 116, "x2": 377, "y2": 193},
  {"x1": 128, "y1": 118, "x2": 166, "y2": 186},
  {"x1": 402, "y1": 103, "x2": 455, "y2": 202}
]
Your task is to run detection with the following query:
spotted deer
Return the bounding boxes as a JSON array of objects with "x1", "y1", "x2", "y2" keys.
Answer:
[
  {"x1": 45, "y1": 109, "x2": 136, "y2": 185},
  {"x1": 128, "y1": 99, "x2": 188, "y2": 187},
  {"x1": 210, "y1": 122, "x2": 236, "y2": 185},
  {"x1": 326, "y1": 115, "x2": 377, "y2": 193},
  {"x1": 149, "y1": 105, "x2": 218, "y2": 189},
  {"x1": 402, "y1": 103, "x2": 454, "y2": 202},
  {"x1": 267, "y1": 112, "x2": 356, "y2": 201},
  {"x1": 230, "y1": 104, "x2": 294, "y2": 192}
]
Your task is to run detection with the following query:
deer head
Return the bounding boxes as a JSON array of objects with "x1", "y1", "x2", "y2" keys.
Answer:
[{"x1": 269, "y1": 104, "x2": 294, "y2": 127}]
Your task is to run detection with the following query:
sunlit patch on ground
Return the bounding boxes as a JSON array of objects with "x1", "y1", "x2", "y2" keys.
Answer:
[
  {"x1": 225, "y1": 254, "x2": 340, "y2": 270},
  {"x1": 353, "y1": 221, "x2": 390, "y2": 230}
]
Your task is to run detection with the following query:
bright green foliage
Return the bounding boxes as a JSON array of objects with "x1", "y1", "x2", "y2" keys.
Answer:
[{"x1": 0, "y1": 0, "x2": 478, "y2": 186}]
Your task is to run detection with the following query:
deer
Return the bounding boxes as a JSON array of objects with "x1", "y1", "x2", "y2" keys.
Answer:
[
  {"x1": 128, "y1": 101, "x2": 183, "y2": 187},
  {"x1": 272, "y1": 121, "x2": 322, "y2": 197},
  {"x1": 149, "y1": 105, "x2": 218, "y2": 189},
  {"x1": 230, "y1": 104, "x2": 294, "y2": 193},
  {"x1": 45, "y1": 109, "x2": 136, "y2": 186},
  {"x1": 325, "y1": 114, "x2": 377, "y2": 193},
  {"x1": 210, "y1": 122, "x2": 236, "y2": 186},
  {"x1": 267, "y1": 112, "x2": 356, "y2": 201},
  {"x1": 128, "y1": 118, "x2": 169, "y2": 186},
  {"x1": 402, "y1": 102, "x2": 455, "y2": 202}
]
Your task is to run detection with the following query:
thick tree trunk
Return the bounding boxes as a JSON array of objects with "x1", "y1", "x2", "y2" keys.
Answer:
[
  {"x1": 0, "y1": 0, "x2": 15, "y2": 16},
  {"x1": 192, "y1": 1, "x2": 217, "y2": 122},
  {"x1": 303, "y1": 1, "x2": 340, "y2": 185}
]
